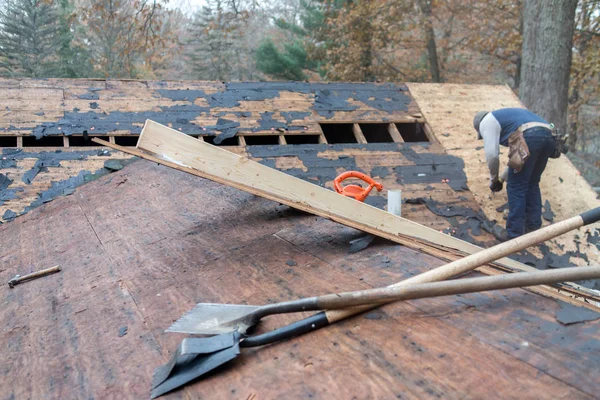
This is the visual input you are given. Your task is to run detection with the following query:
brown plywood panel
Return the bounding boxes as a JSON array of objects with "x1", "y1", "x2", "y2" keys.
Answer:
[{"x1": 0, "y1": 162, "x2": 597, "y2": 399}]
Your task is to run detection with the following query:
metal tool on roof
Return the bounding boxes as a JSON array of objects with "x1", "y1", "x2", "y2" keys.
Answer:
[
  {"x1": 333, "y1": 171, "x2": 383, "y2": 202},
  {"x1": 152, "y1": 265, "x2": 600, "y2": 398},
  {"x1": 8, "y1": 265, "x2": 61, "y2": 288}
]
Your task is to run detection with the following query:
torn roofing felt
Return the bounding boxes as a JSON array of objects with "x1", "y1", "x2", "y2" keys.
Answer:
[
  {"x1": 556, "y1": 301, "x2": 600, "y2": 325},
  {"x1": 1, "y1": 148, "x2": 136, "y2": 221},
  {"x1": 247, "y1": 142, "x2": 469, "y2": 201},
  {"x1": 27, "y1": 82, "x2": 412, "y2": 140}
]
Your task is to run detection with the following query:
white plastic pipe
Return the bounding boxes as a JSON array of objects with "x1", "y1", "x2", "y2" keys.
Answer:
[{"x1": 387, "y1": 189, "x2": 402, "y2": 216}]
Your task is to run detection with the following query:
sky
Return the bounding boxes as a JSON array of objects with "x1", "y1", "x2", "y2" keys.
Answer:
[{"x1": 168, "y1": 0, "x2": 208, "y2": 14}]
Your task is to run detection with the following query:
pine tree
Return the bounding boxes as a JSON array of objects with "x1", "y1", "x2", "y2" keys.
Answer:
[
  {"x1": 56, "y1": 0, "x2": 92, "y2": 78},
  {"x1": 255, "y1": 0, "x2": 326, "y2": 80},
  {"x1": 0, "y1": 0, "x2": 60, "y2": 77},
  {"x1": 255, "y1": 39, "x2": 308, "y2": 80},
  {"x1": 186, "y1": 0, "x2": 247, "y2": 81}
]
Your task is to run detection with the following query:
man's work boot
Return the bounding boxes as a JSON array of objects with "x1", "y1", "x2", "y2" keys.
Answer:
[{"x1": 492, "y1": 225, "x2": 509, "y2": 242}]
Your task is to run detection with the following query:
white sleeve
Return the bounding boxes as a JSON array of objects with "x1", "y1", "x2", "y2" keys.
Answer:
[{"x1": 479, "y1": 113, "x2": 501, "y2": 182}]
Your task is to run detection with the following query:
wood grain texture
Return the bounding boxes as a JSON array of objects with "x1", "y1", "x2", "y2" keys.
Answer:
[
  {"x1": 0, "y1": 160, "x2": 597, "y2": 399},
  {"x1": 134, "y1": 120, "x2": 584, "y2": 284}
]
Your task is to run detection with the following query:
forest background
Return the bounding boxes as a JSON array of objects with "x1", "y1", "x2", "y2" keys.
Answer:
[{"x1": 0, "y1": 0, "x2": 598, "y2": 188}]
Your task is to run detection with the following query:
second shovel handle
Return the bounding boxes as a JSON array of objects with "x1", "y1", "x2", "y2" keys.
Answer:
[
  {"x1": 316, "y1": 266, "x2": 600, "y2": 309},
  {"x1": 325, "y1": 207, "x2": 599, "y2": 323}
]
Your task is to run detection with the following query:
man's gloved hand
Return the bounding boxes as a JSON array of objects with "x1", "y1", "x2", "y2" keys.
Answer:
[{"x1": 490, "y1": 179, "x2": 504, "y2": 192}]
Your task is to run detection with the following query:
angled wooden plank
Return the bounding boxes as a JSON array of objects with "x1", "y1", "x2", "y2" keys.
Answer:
[
  {"x1": 134, "y1": 120, "x2": 534, "y2": 273},
  {"x1": 91, "y1": 135, "x2": 600, "y2": 307}
]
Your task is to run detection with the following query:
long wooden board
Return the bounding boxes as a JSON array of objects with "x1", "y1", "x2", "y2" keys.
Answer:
[
  {"x1": 136, "y1": 120, "x2": 533, "y2": 267},
  {"x1": 92, "y1": 121, "x2": 600, "y2": 307}
]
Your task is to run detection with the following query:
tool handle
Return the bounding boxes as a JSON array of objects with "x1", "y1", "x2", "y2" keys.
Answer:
[
  {"x1": 316, "y1": 266, "x2": 600, "y2": 309},
  {"x1": 16, "y1": 265, "x2": 61, "y2": 283},
  {"x1": 241, "y1": 266, "x2": 600, "y2": 348},
  {"x1": 257, "y1": 208, "x2": 600, "y2": 321},
  {"x1": 240, "y1": 312, "x2": 329, "y2": 348},
  {"x1": 581, "y1": 206, "x2": 600, "y2": 226},
  {"x1": 325, "y1": 209, "x2": 596, "y2": 323}
]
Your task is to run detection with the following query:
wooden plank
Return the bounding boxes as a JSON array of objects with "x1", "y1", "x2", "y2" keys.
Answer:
[
  {"x1": 134, "y1": 121, "x2": 499, "y2": 257},
  {"x1": 16, "y1": 136, "x2": 23, "y2": 148},
  {"x1": 352, "y1": 123, "x2": 367, "y2": 144},
  {"x1": 387, "y1": 123, "x2": 404, "y2": 143},
  {"x1": 278, "y1": 135, "x2": 287, "y2": 145},
  {"x1": 102, "y1": 121, "x2": 574, "y2": 281}
]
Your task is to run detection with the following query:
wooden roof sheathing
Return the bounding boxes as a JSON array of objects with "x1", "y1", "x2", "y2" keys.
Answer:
[
  {"x1": 1, "y1": 160, "x2": 599, "y2": 399},
  {"x1": 0, "y1": 79, "x2": 599, "y2": 398}
]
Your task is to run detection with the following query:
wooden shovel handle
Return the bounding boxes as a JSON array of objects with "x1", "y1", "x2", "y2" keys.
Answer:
[
  {"x1": 317, "y1": 266, "x2": 600, "y2": 309},
  {"x1": 325, "y1": 208, "x2": 600, "y2": 323}
]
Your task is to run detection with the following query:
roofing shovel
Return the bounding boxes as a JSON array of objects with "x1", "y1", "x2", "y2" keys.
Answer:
[
  {"x1": 151, "y1": 207, "x2": 600, "y2": 398},
  {"x1": 152, "y1": 265, "x2": 600, "y2": 398}
]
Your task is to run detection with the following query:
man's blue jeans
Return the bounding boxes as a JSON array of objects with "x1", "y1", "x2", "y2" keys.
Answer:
[{"x1": 506, "y1": 127, "x2": 556, "y2": 239}]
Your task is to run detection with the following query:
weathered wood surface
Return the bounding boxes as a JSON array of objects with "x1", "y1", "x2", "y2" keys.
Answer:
[
  {"x1": 0, "y1": 79, "x2": 422, "y2": 138},
  {"x1": 0, "y1": 148, "x2": 133, "y2": 222},
  {"x1": 1, "y1": 161, "x2": 598, "y2": 399},
  {"x1": 407, "y1": 83, "x2": 600, "y2": 266},
  {"x1": 133, "y1": 121, "x2": 600, "y2": 309}
]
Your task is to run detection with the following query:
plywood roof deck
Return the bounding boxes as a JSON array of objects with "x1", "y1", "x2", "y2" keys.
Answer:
[
  {"x1": 1, "y1": 160, "x2": 599, "y2": 399},
  {"x1": 1, "y1": 79, "x2": 599, "y2": 399},
  {"x1": 0, "y1": 79, "x2": 439, "y2": 224}
]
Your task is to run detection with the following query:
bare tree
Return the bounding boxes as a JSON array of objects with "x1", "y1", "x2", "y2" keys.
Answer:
[{"x1": 417, "y1": 0, "x2": 441, "y2": 82}]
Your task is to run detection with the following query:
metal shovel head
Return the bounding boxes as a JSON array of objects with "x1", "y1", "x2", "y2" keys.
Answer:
[
  {"x1": 151, "y1": 335, "x2": 241, "y2": 398},
  {"x1": 151, "y1": 333, "x2": 238, "y2": 390},
  {"x1": 166, "y1": 303, "x2": 262, "y2": 335}
]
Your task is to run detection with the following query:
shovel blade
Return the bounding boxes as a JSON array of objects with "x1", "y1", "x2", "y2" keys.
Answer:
[
  {"x1": 166, "y1": 303, "x2": 261, "y2": 335},
  {"x1": 151, "y1": 334, "x2": 239, "y2": 390},
  {"x1": 151, "y1": 337, "x2": 241, "y2": 398}
]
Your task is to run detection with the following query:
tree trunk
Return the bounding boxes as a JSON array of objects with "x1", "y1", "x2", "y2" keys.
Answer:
[
  {"x1": 418, "y1": 0, "x2": 441, "y2": 83},
  {"x1": 518, "y1": 0, "x2": 577, "y2": 133}
]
